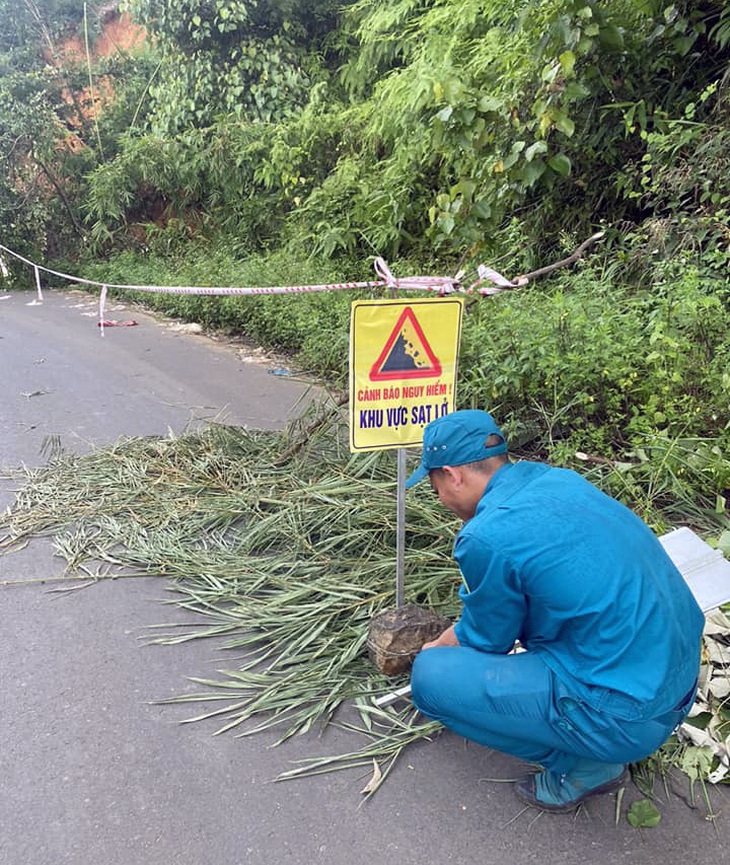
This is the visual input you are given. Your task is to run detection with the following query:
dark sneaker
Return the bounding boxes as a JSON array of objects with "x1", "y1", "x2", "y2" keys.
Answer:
[{"x1": 515, "y1": 763, "x2": 628, "y2": 813}]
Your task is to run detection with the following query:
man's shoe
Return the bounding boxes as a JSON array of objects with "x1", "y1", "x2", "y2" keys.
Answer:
[{"x1": 514, "y1": 762, "x2": 628, "y2": 813}]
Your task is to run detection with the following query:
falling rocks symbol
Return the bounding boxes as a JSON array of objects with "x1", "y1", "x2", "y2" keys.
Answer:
[{"x1": 380, "y1": 330, "x2": 426, "y2": 372}]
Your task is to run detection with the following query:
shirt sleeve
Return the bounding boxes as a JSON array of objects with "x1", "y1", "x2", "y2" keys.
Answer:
[{"x1": 452, "y1": 533, "x2": 526, "y2": 654}]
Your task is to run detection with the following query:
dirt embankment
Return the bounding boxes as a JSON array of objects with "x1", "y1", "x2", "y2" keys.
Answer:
[
  {"x1": 50, "y1": 8, "x2": 147, "y2": 64},
  {"x1": 46, "y1": 7, "x2": 148, "y2": 151}
]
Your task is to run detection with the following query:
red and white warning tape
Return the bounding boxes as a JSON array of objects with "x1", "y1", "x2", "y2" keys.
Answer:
[{"x1": 0, "y1": 242, "x2": 521, "y2": 336}]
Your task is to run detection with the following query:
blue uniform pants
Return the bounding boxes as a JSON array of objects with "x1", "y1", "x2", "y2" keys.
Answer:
[{"x1": 411, "y1": 647, "x2": 692, "y2": 776}]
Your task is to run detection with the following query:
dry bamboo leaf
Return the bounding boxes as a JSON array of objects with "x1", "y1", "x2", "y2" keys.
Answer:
[
  {"x1": 704, "y1": 638, "x2": 730, "y2": 665},
  {"x1": 687, "y1": 696, "x2": 710, "y2": 718},
  {"x1": 678, "y1": 723, "x2": 729, "y2": 767},
  {"x1": 708, "y1": 761, "x2": 730, "y2": 784},
  {"x1": 705, "y1": 609, "x2": 730, "y2": 636},
  {"x1": 708, "y1": 673, "x2": 730, "y2": 700},
  {"x1": 360, "y1": 759, "x2": 383, "y2": 795}
]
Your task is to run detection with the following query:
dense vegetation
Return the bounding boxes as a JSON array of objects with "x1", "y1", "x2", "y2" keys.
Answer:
[{"x1": 1, "y1": 0, "x2": 729, "y2": 534}]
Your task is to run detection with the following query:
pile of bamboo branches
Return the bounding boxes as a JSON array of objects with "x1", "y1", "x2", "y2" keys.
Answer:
[
  {"x1": 2, "y1": 402, "x2": 729, "y2": 798},
  {"x1": 0, "y1": 404, "x2": 460, "y2": 791}
]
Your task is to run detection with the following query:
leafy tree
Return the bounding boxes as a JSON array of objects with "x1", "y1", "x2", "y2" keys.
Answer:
[
  {"x1": 81, "y1": 0, "x2": 351, "y2": 249},
  {"x1": 0, "y1": 0, "x2": 157, "y2": 257},
  {"x1": 311, "y1": 0, "x2": 730, "y2": 258},
  {"x1": 0, "y1": 0, "x2": 85, "y2": 256},
  {"x1": 125, "y1": 0, "x2": 345, "y2": 131},
  {"x1": 7, "y1": 0, "x2": 730, "y2": 273}
]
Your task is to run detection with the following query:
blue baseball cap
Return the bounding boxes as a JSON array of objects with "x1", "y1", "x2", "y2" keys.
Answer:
[{"x1": 405, "y1": 409, "x2": 507, "y2": 488}]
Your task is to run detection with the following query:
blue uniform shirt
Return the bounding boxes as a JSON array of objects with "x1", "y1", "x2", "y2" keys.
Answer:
[{"x1": 452, "y1": 461, "x2": 704, "y2": 721}]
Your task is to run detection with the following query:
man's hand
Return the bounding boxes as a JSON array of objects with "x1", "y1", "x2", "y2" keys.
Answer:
[{"x1": 421, "y1": 624, "x2": 460, "y2": 650}]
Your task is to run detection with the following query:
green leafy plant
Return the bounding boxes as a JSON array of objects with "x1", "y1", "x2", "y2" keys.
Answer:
[{"x1": 627, "y1": 798, "x2": 662, "y2": 828}]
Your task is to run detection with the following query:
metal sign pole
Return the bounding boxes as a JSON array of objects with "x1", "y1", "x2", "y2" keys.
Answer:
[{"x1": 396, "y1": 447, "x2": 406, "y2": 608}]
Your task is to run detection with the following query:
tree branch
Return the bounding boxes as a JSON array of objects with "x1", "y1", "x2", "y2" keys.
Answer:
[
  {"x1": 519, "y1": 231, "x2": 606, "y2": 283},
  {"x1": 471, "y1": 231, "x2": 606, "y2": 300},
  {"x1": 33, "y1": 154, "x2": 86, "y2": 237}
]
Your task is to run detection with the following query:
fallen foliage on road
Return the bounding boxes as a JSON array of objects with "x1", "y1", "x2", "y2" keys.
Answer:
[{"x1": 1, "y1": 402, "x2": 728, "y2": 806}]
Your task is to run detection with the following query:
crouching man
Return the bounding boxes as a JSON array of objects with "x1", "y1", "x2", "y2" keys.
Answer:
[{"x1": 406, "y1": 409, "x2": 703, "y2": 812}]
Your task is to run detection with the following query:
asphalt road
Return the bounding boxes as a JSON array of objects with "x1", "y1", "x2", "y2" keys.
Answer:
[{"x1": 1, "y1": 287, "x2": 728, "y2": 865}]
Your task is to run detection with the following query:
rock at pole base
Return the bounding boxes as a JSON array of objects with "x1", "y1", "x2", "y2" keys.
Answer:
[{"x1": 367, "y1": 603, "x2": 452, "y2": 676}]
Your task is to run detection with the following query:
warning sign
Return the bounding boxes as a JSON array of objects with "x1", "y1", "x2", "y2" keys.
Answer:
[
  {"x1": 370, "y1": 306, "x2": 442, "y2": 381},
  {"x1": 349, "y1": 298, "x2": 464, "y2": 452}
]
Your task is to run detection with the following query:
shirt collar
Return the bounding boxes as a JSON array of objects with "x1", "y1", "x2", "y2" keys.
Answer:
[{"x1": 473, "y1": 460, "x2": 550, "y2": 518}]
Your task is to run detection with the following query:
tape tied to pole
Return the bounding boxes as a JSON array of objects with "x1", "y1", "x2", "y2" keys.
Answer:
[
  {"x1": 33, "y1": 265, "x2": 43, "y2": 301},
  {"x1": 0, "y1": 238, "x2": 569, "y2": 337},
  {"x1": 99, "y1": 284, "x2": 108, "y2": 337}
]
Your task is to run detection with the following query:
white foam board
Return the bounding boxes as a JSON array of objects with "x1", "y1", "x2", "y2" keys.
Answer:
[{"x1": 660, "y1": 526, "x2": 730, "y2": 612}]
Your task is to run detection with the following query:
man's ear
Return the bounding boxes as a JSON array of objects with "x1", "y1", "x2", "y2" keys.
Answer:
[{"x1": 441, "y1": 465, "x2": 463, "y2": 486}]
